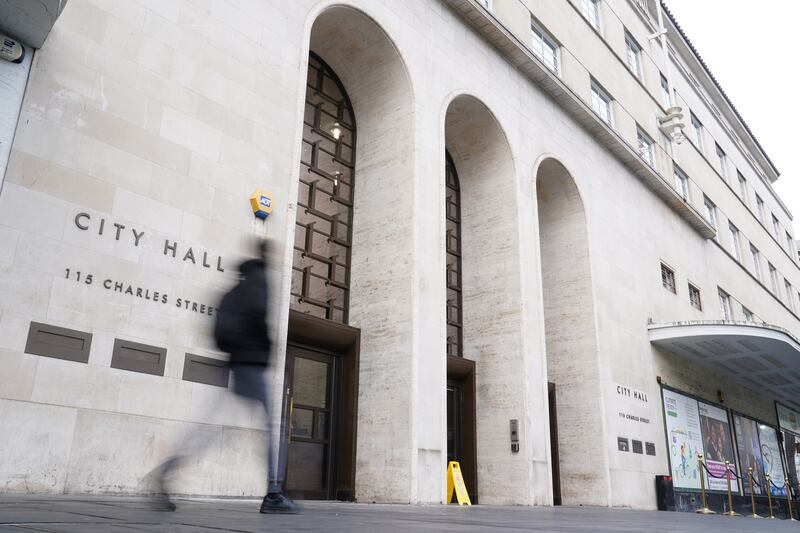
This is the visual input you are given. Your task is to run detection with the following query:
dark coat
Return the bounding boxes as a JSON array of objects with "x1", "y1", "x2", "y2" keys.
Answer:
[{"x1": 214, "y1": 259, "x2": 271, "y2": 365}]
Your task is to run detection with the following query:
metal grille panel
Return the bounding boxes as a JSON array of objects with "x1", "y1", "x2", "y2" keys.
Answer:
[
  {"x1": 446, "y1": 152, "x2": 463, "y2": 358},
  {"x1": 291, "y1": 53, "x2": 356, "y2": 324}
]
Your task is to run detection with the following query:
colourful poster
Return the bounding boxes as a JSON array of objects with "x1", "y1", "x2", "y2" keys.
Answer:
[
  {"x1": 758, "y1": 424, "x2": 787, "y2": 496},
  {"x1": 698, "y1": 401, "x2": 738, "y2": 492},
  {"x1": 734, "y1": 414, "x2": 766, "y2": 495},
  {"x1": 662, "y1": 389, "x2": 704, "y2": 490}
]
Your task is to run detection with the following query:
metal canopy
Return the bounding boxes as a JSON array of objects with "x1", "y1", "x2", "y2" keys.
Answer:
[{"x1": 649, "y1": 321, "x2": 800, "y2": 412}]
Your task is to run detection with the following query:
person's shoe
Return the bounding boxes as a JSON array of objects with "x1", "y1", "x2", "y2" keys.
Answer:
[
  {"x1": 260, "y1": 493, "x2": 298, "y2": 514},
  {"x1": 151, "y1": 493, "x2": 176, "y2": 512}
]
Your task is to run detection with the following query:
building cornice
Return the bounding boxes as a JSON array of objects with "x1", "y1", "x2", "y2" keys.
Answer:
[{"x1": 443, "y1": 0, "x2": 716, "y2": 239}]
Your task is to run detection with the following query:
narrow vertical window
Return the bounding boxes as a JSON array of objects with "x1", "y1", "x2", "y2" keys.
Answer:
[
  {"x1": 786, "y1": 280, "x2": 795, "y2": 311},
  {"x1": 291, "y1": 53, "x2": 356, "y2": 323},
  {"x1": 582, "y1": 0, "x2": 601, "y2": 30},
  {"x1": 688, "y1": 283, "x2": 702, "y2": 310},
  {"x1": 637, "y1": 127, "x2": 654, "y2": 166},
  {"x1": 769, "y1": 263, "x2": 779, "y2": 295},
  {"x1": 728, "y1": 223, "x2": 741, "y2": 261},
  {"x1": 715, "y1": 143, "x2": 727, "y2": 179},
  {"x1": 531, "y1": 21, "x2": 558, "y2": 73},
  {"x1": 661, "y1": 263, "x2": 676, "y2": 294},
  {"x1": 590, "y1": 79, "x2": 613, "y2": 125},
  {"x1": 737, "y1": 172, "x2": 748, "y2": 204},
  {"x1": 772, "y1": 214, "x2": 781, "y2": 238},
  {"x1": 445, "y1": 152, "x2": 463, "y2": 358},
  {"x1": 786, "y1": 231, "x2": 794, "y2": 252},
  {"x1": 703, "y1": 195, "x2": 717, "y2": 230},
  {"x1": 660, "y1": 74, "x2": 671, "y2": 108},
  {"x1": 625, "y1": 31, "x2": 641, "y2": 78},
  {"x1": 756, "y1": 194, "x2": 765, "y2": 223},
  {"x1": 690, "y1": 113, "x2": 704, "y2": 152},
  {"x1": 742, "y1": 306, "x2": 754, "y2": 322},
  {"x1": 673, "y1": 166, "x2": 689, "y2": 200},
  {"x1": 750, "y1": 245, "x2": 761, "y2": 280},
  {"x1": 718, "y1": 289, "x2": 732, "y2": 320}
]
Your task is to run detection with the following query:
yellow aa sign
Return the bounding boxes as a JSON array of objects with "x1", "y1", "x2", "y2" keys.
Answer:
[{"x1": 446, "y1": 461, "x2": 472, "y2": 505}]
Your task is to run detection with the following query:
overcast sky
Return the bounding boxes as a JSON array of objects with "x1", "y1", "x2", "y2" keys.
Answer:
[{"x1": 664, "y1": 0, "x2": 800, "y2": 233}]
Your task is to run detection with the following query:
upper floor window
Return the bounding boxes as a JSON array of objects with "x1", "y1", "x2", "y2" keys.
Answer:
[
  {"x1": 769, "y1": 262, "x2": 780, "y2": 295},
  {"x1": 688, "y1": 283, "x2": 702, "y2": 310},
  {"x1": 737, "y1": 172, "x2": 748, "y2": 203},
  {"x1": 718, "y1": 288, "x2": 732, "y2": 320},
  {"x1": 756, "y1": 194, "x2": 765, "y2": 223},
  {"x1": 728, "y1": 223, "x2": 741, "y2": 261},
  {"x1": 786, "y1": 231, "x2": 795, "y2": 253},
  {"x1": 674, "y1": 166, "x2": 689, "y2": 200},
  {"x1": 625, "y1": 31, "x2": 641, "y2": 79},
  {"x1": 703, "y1": 195, "x2": 717, "y2": 230},
  {"x1": 531, "y1": 21, "x2": 558, "y2": 73},
  {"x1": 750, "y1": 245, "x2": 761, "y2": 280},
  {"x1": 772, "y1": 214, "x2": 781, "y2": 237},
  {"x1": 476, "y1": 0, "x2": 492, "y2": 9},
  {"x1": 637, "y1": 127, "x2": 654, "y2": 167},
  {"x1": 661, "y1": 263, "x2": 676, "y2": 294},
  {"x1": 660, "y1": 74, "x2": 671, "y2": 108},
  {"x1": 690, "y1": 112, "x2": 704, "y2": 151},
  {"x1": 590, "y1": 79, "x2": 613, "y2": 125},
  {"x1": 742, "y1": 306, "x2": 754, "y2": 322},
  {"x1": 715, "y1": 143, "x2": 727, "y2": 179},
  {"x1": 582, "y1": 0, "x2": 601, "y2": 30},
  {"x1": 786, "y1": 280, "x2": 795, "y2": 311}
]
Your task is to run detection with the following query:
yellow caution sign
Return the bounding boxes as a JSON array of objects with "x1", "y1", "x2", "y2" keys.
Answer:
[{"x1": 446, "y1": 461, "x2": 471, "y2": 505}]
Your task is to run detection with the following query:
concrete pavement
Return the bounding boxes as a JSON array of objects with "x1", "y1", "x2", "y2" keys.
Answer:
[{"x1": 1, "y1": 495, "x2": 799, "y2": 532}]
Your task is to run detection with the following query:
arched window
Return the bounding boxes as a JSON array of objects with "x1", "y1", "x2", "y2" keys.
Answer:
[
  {"x1": 291, "y1": 53, "x2": 356, "y2": 324},
  {"x1": 445, "y1": 151, "x2": 463, "y2": 357}
]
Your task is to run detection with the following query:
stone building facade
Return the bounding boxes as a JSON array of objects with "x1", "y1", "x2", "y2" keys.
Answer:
[{"x1": 1, "y1": 0, "x2": 799, "y2": 510}]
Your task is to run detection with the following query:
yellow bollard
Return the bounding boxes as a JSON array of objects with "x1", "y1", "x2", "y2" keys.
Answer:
[
  {"x1": 748, "y1": 468, "x2": 762, "y2": 519},
  {"x1": 723, "y1": 461, "x2": 739, "y2": 516},
  {"x1": 766, "y1": 473, "x2": 775, "y2": 519},
  {"x1": 786, "y1": 477, "x2": 796, "y2": 521},
  {"x1": 695, "y1": 453, "x2": 715, "y2": 514}
]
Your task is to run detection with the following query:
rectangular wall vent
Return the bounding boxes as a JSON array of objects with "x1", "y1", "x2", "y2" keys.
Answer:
[
  {"x1": 182, "y1": 353, "x2": 229, "y2": 388},
  {"x1": 111, "y1": 339, "x2": 167, "y2": 376},
  {"x1": 24, "y1": 322, "x2": 92, "y2": 363}
]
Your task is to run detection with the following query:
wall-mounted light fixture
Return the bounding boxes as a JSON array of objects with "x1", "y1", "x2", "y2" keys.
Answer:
[{"x1": 330, "y1": 121, "x2": 342, "y2": 141}]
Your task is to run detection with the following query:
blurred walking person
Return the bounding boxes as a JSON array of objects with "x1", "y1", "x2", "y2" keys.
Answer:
[{"x1": 151, "y1": 238, "x2": 297, "y2": 514}]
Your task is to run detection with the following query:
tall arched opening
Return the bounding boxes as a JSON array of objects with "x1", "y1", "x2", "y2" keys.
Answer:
[
  {"x1": 535, "y1": 157, "x2": 607, "y2": 506},
  {"x1": 444, "y1": 94, "x2": 525, "y2": 504},
  {"x1": 283, "y1": 5, "x2": 414, "y2": 502}
]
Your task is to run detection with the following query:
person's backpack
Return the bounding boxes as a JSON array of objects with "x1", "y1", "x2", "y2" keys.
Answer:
[{"x1": 214, "y1": 283, "x2": 243, "y2": 353}]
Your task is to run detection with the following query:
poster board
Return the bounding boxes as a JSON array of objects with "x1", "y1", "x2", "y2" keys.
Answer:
[
  {"x1": 758, "y1": 423, "x2": 787, "y2": 496},
  {"x1": 698, "y1": 401, "x2": 739, "y2": 492},
  {"x1": 662, "y1": 388, "x2": 704, "y2": 490},
  {"x1": 733, "y1": 414, "x2": 766, "y2": 495},
  {"x1": 777, "y1": 403, "x2": 800, "y2": 436}
]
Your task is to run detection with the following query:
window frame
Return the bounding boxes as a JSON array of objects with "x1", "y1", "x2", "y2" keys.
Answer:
[
  {"x1": 624, "y1": 30, "x2": 642, "y2": 79},
  {"x1": 786, "y1": 279, "x2": 795, "y2": 311},
  {"x1": 737, "y1": 172, "x2": 748, "y2": 204},
  {"x1": 661, "y1": 262, "x2": 676, "y2": 294},
  {"x1": 728, "y1": 222, "x2": 741, "y2": 261},
  {"x1": 660, "y1": 73, "x2": 671, "y2": 109},
  {"x1": 718, "y1": 288, "x2": 732, "y2": 321},
  {"x1": 530, "y1": 20, "x2": 559, "y2": 74},
  {"x1": 582, "y1": 0, "x2": 601, "y2": 30},
  {"x1": 688, "y1": 283, "x2": 702, "y2": 311},
  {"x1": 703, "y1": 195, "x2": 717, "y2": 230},
  {"x1": 590, "y1": 79, "x2": 613, "y2": 125},
  {"x1": 690, "y1": 112, "x2": 704, "y2": 152},
  {"x1": 749, "y1": 244, "x2": 761, "y2": 280},
  {"x1": 756, "y1": 194, "x2": 765, "y2": 223},
  {"x1": 715, "y1": 143, "x2": 727, "y2": 179},
  {"x1": 673, "y1": 166, "x2": 689, "y2": 200},
  {"x1": 637, "y1": 127, "x2": 654, "y2": 167},
  {"x1": 769, "y1": 262, "x2": 780, "y2": 295}
]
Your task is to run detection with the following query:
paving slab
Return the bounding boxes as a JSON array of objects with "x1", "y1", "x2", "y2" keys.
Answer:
[{"x1": 1, "y1": 495, "x2": 800, "y2": 532}]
